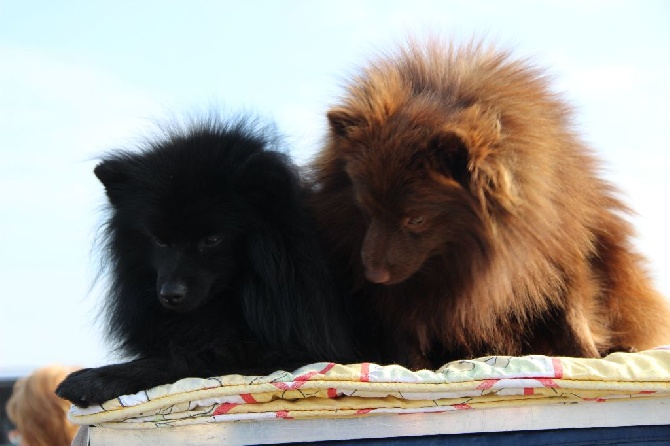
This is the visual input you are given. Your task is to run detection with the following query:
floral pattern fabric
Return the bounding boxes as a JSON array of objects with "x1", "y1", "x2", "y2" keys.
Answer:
[{"x1": 68, "y1": 347, "x2": 670, "y2": 429}]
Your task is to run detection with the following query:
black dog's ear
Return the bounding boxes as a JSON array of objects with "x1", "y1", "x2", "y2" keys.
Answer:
[
  {"x1": 235, "y1": 152, "x2": 299, "y2": 211},
  {"x1": 94, "y1": 159, "x2": 131, "y2": 206}
]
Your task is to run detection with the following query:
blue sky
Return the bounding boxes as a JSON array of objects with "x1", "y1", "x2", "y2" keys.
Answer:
[{"x1": 1, "y1": 1, "x2": 669, "y2": 374}]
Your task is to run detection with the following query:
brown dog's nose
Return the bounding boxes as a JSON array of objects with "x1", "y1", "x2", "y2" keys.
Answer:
[{"x1": 364, "y1": 267, "x2": 391, "y2": 284}]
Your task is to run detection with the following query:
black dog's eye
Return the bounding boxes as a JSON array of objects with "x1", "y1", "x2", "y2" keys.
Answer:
[
  {"x1": 152, "y1": 236, "x2": 168, "y2": 248},
  {"x1": 199, "y1": 235, "x2": 222, "y2": 248}
]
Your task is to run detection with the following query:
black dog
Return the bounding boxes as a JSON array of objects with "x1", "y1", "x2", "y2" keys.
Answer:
[{"x1": 56, "y1": 116, "x2": 356, "y2": 407}]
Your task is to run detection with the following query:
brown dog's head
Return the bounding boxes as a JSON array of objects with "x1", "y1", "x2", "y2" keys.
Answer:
[{"x1": 326, "y1": 98, "x2": 506, "y2": 285}]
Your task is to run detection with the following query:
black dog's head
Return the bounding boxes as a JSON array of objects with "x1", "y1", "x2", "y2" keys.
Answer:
[
  {"x1": 94, "y1": 115, "x2": 355, "y2": 363},
  {"x1": 95, "y1": 152, "x2": 245, "y2": 313},
  {"x1": 95, "y1": 117, "x2": 297, "y2": 313}
]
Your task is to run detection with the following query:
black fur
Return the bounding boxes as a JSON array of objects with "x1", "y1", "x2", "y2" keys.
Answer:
[{"x1": 56, "y1": 116, "x2": 356, "y2": 407}]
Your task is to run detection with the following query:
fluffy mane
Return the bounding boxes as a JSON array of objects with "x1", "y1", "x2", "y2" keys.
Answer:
[{"x1": 309, "y1": 38, "x2": 670, "y2": 367}]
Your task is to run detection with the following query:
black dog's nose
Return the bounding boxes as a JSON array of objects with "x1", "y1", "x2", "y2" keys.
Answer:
[{"x1": 159, "y1": 281, "x2": 187, "y2": 306}]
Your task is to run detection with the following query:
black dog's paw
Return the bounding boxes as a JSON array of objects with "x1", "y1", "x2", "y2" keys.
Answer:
[
  {"x1": 55, "y1": 368, "x2": 97, "y2": 407},
  {"x1": 55, "y1": 367, "x2": 130, "y2": 408}
]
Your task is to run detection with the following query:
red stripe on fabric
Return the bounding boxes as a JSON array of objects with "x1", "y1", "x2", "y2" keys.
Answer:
[
  {"x1": 319, "y1": 362, "x2": 336, "y2": 374},
  {"x1": 327, "y1": 387, "x2": 338, "y2": 398},
  {"x1": 213, "y1": 403, "x2": 238, "y2": 415},
  {"x1": 357, "y1": 408, "x2": 373, "y2": 414},
  {"x1": 272, "y1": 381, "x2": 306, "y2": 391},
  {"x1": 293, "y1": 363, "x2": 335, "y2": 382},
  {"x1": 240, "y1": 393, "x2": 256, "y2": 404},
  {"x1": 272, "y1": 382, "x2": 289, "y2": 391},
  {"x1": 524, "y1": 387, "x2": 534, "y2": 395},
  {"x1": 453, "y1": 403, "x2": 472, "y2": 410},
  {"x1": 535, "y1": 378, "x2": 559, "y2": 388},
  {"x1": 294, "y1": 371, "x2": 319, "y2": 382},
  {"x1": 360, "y1": 363, "x2": 370, "y2": 382},
  {"x1": 639, "y1": 391, "x2": 656, "y2": 394},
  {"x1": 275, "y1": 410, "x2": 293, "y2": 419},
  {"x1": 551, "y1": 357, "x2": 564, "y2": 379},
  {"x1": 476, "y1": 379, "x2": 498, "y2": 390},
  {"x1": 277, "y1": 363, "x2": 337, "y2": 388}
]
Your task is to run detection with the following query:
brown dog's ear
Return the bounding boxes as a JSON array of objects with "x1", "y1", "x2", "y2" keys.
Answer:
[
  {"x1": 436, "y1": 107, "x2": 516, "y2": 214},
  {"x1": 460, "y1": 110, "x2": 516, "y2": 215},
  {"x1": 327, "y1": 108, "x2": 365, "y2": 138},
  {"x1": 451, "y1": 105, "x2": 502, "y2": 158},
  {"x1": 427, "y1": 130, "x2": 471, "y2": 186},
  {"x1": 471, "y1": 157, "x2": 516, "y2": 214}
]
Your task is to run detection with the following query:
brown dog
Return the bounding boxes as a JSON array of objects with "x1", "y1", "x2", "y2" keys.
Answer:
[{"x1": 308, "y1": 39, "x2": 670, "y2": 370}]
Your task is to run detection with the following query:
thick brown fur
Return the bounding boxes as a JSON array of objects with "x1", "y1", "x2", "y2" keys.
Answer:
[{"x1": 308, "y1": 38, "x2": 670, "y2": 370}]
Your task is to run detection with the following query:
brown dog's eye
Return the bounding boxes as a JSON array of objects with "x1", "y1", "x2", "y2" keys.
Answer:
[{"x1": 403, "y1": 215, "x2": 426, "y2": 228}]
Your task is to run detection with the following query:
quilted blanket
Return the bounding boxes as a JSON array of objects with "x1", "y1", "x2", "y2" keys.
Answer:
[{"x1": 68, "y1": 347, "x2": 670, "y2": 429}]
